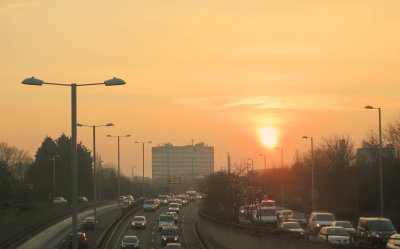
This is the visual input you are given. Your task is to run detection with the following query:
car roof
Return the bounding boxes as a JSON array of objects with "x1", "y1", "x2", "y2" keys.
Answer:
[
  {"x1": 134, "y1": 215, "x2": 146, "y2": 218},
  {"x1": 123, "y1": 235, "x2": 138, "y2": 239},
  {"x1": 312, "y1": 212, "x2": 334, "y2": 215},
  {"x1": 359, "y1": 217, "x2": 391, "y2": 221}
]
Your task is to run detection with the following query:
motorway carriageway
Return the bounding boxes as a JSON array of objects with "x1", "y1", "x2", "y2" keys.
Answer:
[{"x1": 17, "y1": 201, "x2": 203, "y2": 249}]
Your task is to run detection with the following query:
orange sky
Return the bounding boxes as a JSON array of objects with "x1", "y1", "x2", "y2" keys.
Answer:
[{"x1": 1, "y1": 0, "x2": 400, "y2": 177}]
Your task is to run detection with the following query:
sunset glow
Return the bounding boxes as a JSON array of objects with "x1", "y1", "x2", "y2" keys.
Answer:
[{"x1": 259, "y1": 127, "x2": 278, "y2": 148}]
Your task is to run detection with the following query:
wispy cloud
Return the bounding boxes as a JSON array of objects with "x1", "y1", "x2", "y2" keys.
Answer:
[{"x1": 178, "y1": 95, "x2": 397, "y2": 111}]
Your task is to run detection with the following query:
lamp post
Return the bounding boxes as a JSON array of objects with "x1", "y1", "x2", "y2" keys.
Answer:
[
  {"x1": 77, "y1": 122, "x2": 113, "y2": 247},
  {"x1": 107, "y1": 134, "x2": 131, "y2": 212},
  {"x1": 364, "y1": 105, "x2": 384, "y2": 217},
  {"x1": 99, "y1": 160, "x2": 104, "y2": 201},
  {"x1": 134, "y1": 141, "x2": 152, "y2": 198},
  {"x1": 275, "y1": 147, "x2": 284, "y2": 206},
  {"x1": 22, "y1": 76, "x2": 125, "y2": 249},
  {"x1": 52, "y1": 156, "x2": 60, "y2": 200},
  {"x1": 302, "y1": 136, "x2": 315, "y2": 212},
  {"x1": 247, "y1": 158, "x2": 254, "y2": 174},
  {"x1": 132, "y1": 165, "x2": 136, "y2": 195}
]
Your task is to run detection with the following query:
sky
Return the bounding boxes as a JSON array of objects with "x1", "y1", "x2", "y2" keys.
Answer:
[{"x1": 1, "y1": 0, "x2": 400, "y2": 178}]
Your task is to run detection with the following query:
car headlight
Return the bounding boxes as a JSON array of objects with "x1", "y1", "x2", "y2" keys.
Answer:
[
  {"x1": 174, "y1": 236, "x2": 179, "y2": 240},
  {"x1": 316, "y1": 224, "x2": 320, "y2": 227},
  {"x1": 162, "y1": 236, "x2": 166, "y2": 240},
  {"x1": 371, "y1": 231, "x2": 380, "y2": 237}
]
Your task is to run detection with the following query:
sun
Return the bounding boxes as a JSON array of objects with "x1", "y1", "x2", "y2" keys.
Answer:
[{"x1": 259, "y1": 127, "x2": 278, "y2": 148}]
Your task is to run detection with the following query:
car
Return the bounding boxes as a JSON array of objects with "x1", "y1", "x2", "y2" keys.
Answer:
[
  {"x1": 158, "y1": 214, "x2": 176, "y2": 231},
  {"x1": 122, "y1": 199, "x2": 131, "y2": 208},
  {"x1": 68, "y1": 232, "x2": 88, "y2": 249},
  {"x1": 386, "y1": 234, "x2": 400, "y2": 248},
  {"x1": 186, "y1": 191, "x2": 197, "y2": 201},
  {"x1": 288, "y1": 212, "x2": 307, "y2": 227},
  {"x1": 317, "y1": 226, "x2": 351, "y2": 245},
  {"x1": 132, "y1": 216, "x2": 147, "y2": 229},
  {"x1": 280, "y1": 222, "x2": 305, "y2": 238},
  {"x1": 278, "y1": 209, "x2": 293, "y2": 223},
  {"x1": 168, "y1": 203, "x2": 180, "y2": 214},
  {"x1": 167, "y1": 211, "x2": 179, "y2": 224},
  {"x1": 172, "y1": 199, "x2": 183, "y2": 208},
  {"x1": 158, "y1": 195, "x2": 170, "y2": 205},
  {"x1": 143, "y1": 199, "x2": 157, "y2": 211},
  {"x1": 78, "y1": 197, "x2": 88, "y2": 203},
  {"x1": 121, "y1": 235, "x2": 140, "y2": 249},
  {"x1": 308, "y1": 212, "x2": 335, "y2": 233},
  {"x1": 125, "y1": 195, "x2": 134, "y2": 204},
  {"x1": 161, "y1": 226, "x2": 180, "y2": 246},
  {"x1": 176, "y1": 195, "x2": 188, "y2": 206},
  {"x1": 119, "y1": 196, "x2": 127, "y2": 202},
  {"x1": 257, "y1": 207, "x2": 278, "y2": 227},
  {"x1": 332, "y1": 221, "x2": 355, "y2": 235},
  {"x1": 165, "y1": 243, "x2": 183, "y2": 249},
  {"x1": 356, "y1": 217, "x2": 397, "y2": 247},
  {"x1": 81, "y1": 216, "x2": 98, "y2": 230},
  {"x1": 53, "y1": 196, "x2": 68, "y2": 205}
]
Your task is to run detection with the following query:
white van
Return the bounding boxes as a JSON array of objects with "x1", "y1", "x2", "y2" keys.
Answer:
[{"x1": 258, "y1": 207, "x2": 278, "y2": 227}]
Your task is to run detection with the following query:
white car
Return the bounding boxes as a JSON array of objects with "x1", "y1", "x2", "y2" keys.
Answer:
[
  {"x1": 53, "y1": 196, "x2": 68, "y2": 205},
  {"x1": 317, "y1": 226, "x2": 351, "y2": 245},
  {"x1": 387, "y1": 234, "x2": 400, "y2": 248},
  {"x1": 332, "y1": 221, "x2": 355, "y2": 235},
  {"x1": 308, "y1": 212, "x2": 335, "y2": 233},
  {"x1": 258, "y1": 207, "x2": 278, "y2": 227},
  {"x1": 168, "y1": 203, "x2": 180, "y2": 214}
]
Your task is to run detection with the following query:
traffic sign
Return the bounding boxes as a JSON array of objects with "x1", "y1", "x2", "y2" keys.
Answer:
[{"x1": 168, "y1": 178, "x2": 181, "y2": 184}]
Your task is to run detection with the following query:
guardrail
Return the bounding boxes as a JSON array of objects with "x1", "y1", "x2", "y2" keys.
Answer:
[
  {"x1": 98, "y1": 199, "x2": 144, "y2": 249},
  {"x1": 0, "y1": 201, "x2": 110, "y2": 249}
]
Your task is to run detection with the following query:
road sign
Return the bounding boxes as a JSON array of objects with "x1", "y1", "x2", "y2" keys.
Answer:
[{"x1": 168, "y1": 178, "x2": 181, "y2": 184}]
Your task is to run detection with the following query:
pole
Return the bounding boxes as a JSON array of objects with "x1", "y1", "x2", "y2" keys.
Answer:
[
  {"x1": 53, "y1": 158, "x2": 56, "y2": 200},
  {"x1": 142, "y1": 142, "x2": 145, "y2": 198},
  {"x1": 117, "y1": 136, "x2": 121, "y2": 215},
  {"x1": 92, "y1": 126, "x2": 98, "y2": 246},
  {"x1": 191, "y1": 139, "x2": 194, "y2": 185},
  {"x1": 71, "y1": 84, "x2": 78, "y2": 249},
  {"x1": 378, "y1": 108, "x2": 383, "y2": 217},
  {"x1": 280, "y1": 148, "x2": 284, "y2": 206},
  {"x1": 311, "y1": 137, "x2": 315, "y2": 212},
  {"x1": 132, "y1": 166, "x2": 134, "y2": 194}
]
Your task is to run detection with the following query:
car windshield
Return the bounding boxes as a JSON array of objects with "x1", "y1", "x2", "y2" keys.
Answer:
[
  {"x1": 292, "y1": 213, "x2": 305, "y2": 219},
  {"x1": 326, "y1": 228, "x2": 349, "y2": 236},
  {"x1": 159, "y1": 196, "x2": 168, "y2": 199},
  {"x1": 281, "y1": 211, "x2": 292, "y2": 215},
  {"x1": 133, "y1": 217, "x2": 144, "y2": 221},
  {"x1": 261, "y1": 201, "x2": 276, "y2": 207},
  {"x1": 166, "y1": 245, "x2": 182, "y2": 249},
  {"x1": 84, "y1": 217, "x2": 95, "y2": 222},
  {"x1": 369, "y1": 220, "x2": 395, "y2": 231},
  {"x1": 317, "y1": 214, "x2": 335, "y2": 221},
  {"x1": 160, "y1": 216, "x2": 174, "y2": 222},
  {"x1": 144, "y1": 200, "x2": 154, "y2": 205},
  {"x1": 163, "y1": 229, "x2": 179, "y2": 235},
  {"x1": 283, "y1": 223, "x2": 301, "y2": 229},
  {"x1": 123, "y1": 237, "x2": 138, "y2": 243},
  {"x1": 260, "y1": 209, "x2": 276, "y2": 216},
  {"x1": 170, "y1": 204, "x2": 179, "y2": 208},
  {"x1": 335, "y1": 221, "x2": 353, "y2": 228}
]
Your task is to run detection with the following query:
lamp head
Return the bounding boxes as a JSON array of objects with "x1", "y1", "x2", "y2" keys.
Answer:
[
  {"x1": 364, "y1": 105, "x2": 374, "y2": 109},
  {"x1": 302, "y1": 136, "x2": 309, "y2": 139},
  {"x1": 148, "y1": 141, "x2": 152, "y2": 143},
  {"x1": 22, "y1": 77, "x2": 44, "y2": 86},
  {"x1": 104, "y1": 77, "x2": 126, "y2": 86},
  {"x1": 106, "y1": 123, "x2": 114, "y2": 127},
  {"x1": 76, "y1": 123, "x2": 83, "y2": 127},
  {"x1": 106, "y1": 135, "x2": 112, "y2": 137}
]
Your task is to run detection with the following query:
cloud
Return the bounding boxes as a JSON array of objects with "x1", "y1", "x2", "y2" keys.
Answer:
[
  {"x1": 0, "y1": 1, "x2": 41, "y2": 11},
  {"x1": 177, "y1": 95, "x2": 397, "y2": 111}
]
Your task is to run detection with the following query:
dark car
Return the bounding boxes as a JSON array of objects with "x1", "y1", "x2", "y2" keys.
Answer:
[
  {"x1": 81, "y1": 216, "x2": 98, "y2": 230},
  {"x1": 356, "y1": 217, "x2": 397, "y2": 247},
  {"x1": 68, "y1": 232, "x2": 88, "y2": 249},
  {"x1": 161, "y1": 226, "x2": 180, "y2": 246},
  {"x1": 121, "y1": 235, "x2": 140, "y2": 249}
]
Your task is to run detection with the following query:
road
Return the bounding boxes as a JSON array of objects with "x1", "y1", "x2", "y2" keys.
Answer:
[
  {"x1": 105, "y1": 201, "x2": 204, "y2": 249},
  {"x1": 17, "y1": 203, "x2": 119, "y2": 249}
]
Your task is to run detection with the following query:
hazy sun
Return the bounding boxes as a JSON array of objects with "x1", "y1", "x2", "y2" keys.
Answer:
[{"x1": 259, "y1": 127, "x2": 278, "y2": 148}]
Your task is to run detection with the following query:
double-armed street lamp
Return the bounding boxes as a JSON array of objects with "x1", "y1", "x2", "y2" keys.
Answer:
[
  {"x1": 22, "y1": 76, "x2": 125, "y2": 249},
  {"x1": 77, "y1": 122, "x2": 113, "y2": 247},
  {"x1": 275, "y1": 147, "x2": 284, "y2": 206},
  {"x1": 107, "y1": 134, "x2": 131, "y2": 210},
  {"x1": 302, "y1": 136, "x2": 315, "y2": 212},
  {"x1": 364, "y1": 105, "x2": 384, "y2": 217},
  {"x1": 134, "y1": 141, "x2": 152, "y2": 198}
]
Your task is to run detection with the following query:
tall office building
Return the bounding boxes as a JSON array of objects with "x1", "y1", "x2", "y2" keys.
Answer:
[{"x1": 152, "y1": 142, "x2": 214, "y2": 185}]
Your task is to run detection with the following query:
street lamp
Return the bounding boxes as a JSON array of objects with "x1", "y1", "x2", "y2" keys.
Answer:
[
  {"x1": 259, "y1": 152, "x2": 267, "y2": 170},
  {"x1": 134, "y1": 141, "x2": 152, "y2": 198},
  {"x1": 107, "y1": 134, "x2": 131, "y2": 211},
  {"x1": 364, "y1": 105, "x2": 384, "y2": 217},
  {"x1": 302, "y1": 136, "x2": 315, "y2": 212},
  {"x1": 77, "y1": 122, "x2": 113, "y2": 247},
  {"x1": 275, "y1": 147, "x2": 284, "y2": 206},
  {"x1": 247, "y1": 158, "x2": 254, "y2": 173},
  {"x1": 22, "y1": 76, "x2": 125, "y2": 249},
  {"x1": 132, "y1": 165, "x2": 136, "y2": 194}
]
